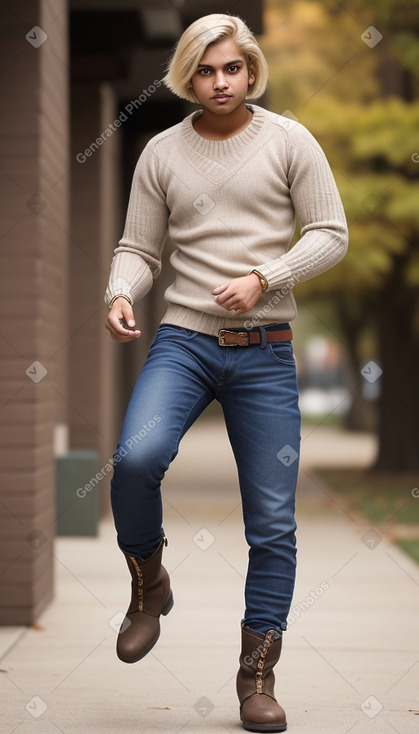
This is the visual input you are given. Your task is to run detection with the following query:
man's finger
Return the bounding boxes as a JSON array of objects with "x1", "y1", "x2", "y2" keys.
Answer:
[
  {"x1": 215, "y1": 290, "x2": 236, "y2": 305},
  {"x1": 212, "y1": 282, "x2": 230, "y2": 295},
  {"x1": 107, "y1": 314, "x2": 141, "y2": 338},
  {"x1": 118, "y1": 301, "x2": 136, "y2": 324}
]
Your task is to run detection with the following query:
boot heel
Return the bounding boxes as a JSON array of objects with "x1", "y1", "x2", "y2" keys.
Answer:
[{"x1": 161, "y1": 591, "x2": 174, "y2": 616}]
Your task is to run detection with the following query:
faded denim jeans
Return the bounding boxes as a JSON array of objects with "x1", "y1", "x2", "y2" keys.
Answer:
[{"x1": 110, "y1": 323, "x2": 301, "y2": 635}]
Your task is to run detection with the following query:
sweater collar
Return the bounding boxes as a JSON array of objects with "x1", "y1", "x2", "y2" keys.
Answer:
[{"x1": 180, "y1": 104, "x2": 266, "y2": 158}]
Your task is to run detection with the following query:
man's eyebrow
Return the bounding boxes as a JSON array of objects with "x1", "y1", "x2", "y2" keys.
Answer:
[{"x1": 197, "y1": 59, "x2": 244, "y2": 68}]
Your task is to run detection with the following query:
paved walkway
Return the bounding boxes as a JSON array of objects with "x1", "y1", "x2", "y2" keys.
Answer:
[{"x1": 1, "y1": 422, "x2": 418, "y2": 733}]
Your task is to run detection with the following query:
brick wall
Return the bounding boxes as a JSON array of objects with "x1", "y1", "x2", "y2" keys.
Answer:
[{"x1": 0, "y1": 0, "x2": 69, "y2": 624}]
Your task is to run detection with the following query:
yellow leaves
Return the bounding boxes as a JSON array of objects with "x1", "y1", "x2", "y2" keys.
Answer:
[
  {"x1": 344, "y1": 221, "x2": 405, "y2": 288},
  {"x1": 386, "y1": 182, "x2": 419, "y2": 226},
  {"x1": 262, "y1": 0, "x2": 419, "y2": 302},
  {"x1": 349, "y1": 98, "x2": 419, "y2": 167},
  {"x1": 302, "y1": 98, "x2": 419, "y2": 173},
  {"x1": 297, "y1": 216, "x2": 408, "y2": 300}
]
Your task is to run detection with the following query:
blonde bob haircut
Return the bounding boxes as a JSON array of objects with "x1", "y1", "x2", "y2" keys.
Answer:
[{"x1": 162, "y1": 14, "x2": 269, "y2": 102}]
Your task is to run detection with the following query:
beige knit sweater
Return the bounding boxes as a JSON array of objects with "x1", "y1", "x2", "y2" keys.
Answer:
[{"x1": 105, "y1": 104, "x2": 348, "y2": 336}]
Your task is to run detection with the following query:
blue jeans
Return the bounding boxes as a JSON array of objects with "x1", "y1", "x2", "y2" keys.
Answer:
[{"x1": 110, "y1": 324, "x2": 301, "y2": 635}]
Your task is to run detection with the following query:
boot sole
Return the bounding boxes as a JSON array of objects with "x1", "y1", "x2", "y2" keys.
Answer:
[
  {"x1": 117, "y1": 591, "x2": 174, "y2": 664},
  {"x1": 242, "y1": 721, "x2": 287, "y2": 733}
]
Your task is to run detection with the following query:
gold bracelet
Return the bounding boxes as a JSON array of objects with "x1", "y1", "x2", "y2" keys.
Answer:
[
  {"x1": 250, "y1": 270, "x2": 269, "y2": 293},
  {"x1": 109, "y1": 294, "x2": 133, "y2": 308}
]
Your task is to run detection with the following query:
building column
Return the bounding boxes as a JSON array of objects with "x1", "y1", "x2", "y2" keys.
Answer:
[{"x1": 69, "y1": 81, "x2": 122, "y2": 514}]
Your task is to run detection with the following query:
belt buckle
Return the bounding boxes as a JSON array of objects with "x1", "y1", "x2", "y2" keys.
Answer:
[{"x1": 218, "y1": 329, "x2": 249, "y2": 347}]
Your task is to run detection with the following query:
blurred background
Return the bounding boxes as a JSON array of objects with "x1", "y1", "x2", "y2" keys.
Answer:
[{"x1": 0, "y1": 0, "x2": 418, "y2": 626}]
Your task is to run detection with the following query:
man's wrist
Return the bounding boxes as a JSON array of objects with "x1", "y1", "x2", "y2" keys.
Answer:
[
  {"x1": 250, "y1": 270, "x2": 269, "y2": 293},
  {"x1": 109, "y1": 294, "x2": 133, "y2": 309}
]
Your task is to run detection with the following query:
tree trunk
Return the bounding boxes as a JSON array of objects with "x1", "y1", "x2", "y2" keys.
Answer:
[
  {"x1": 335, "y1": 295, "x2": 373, "y2": 431},
  {"x1": 374, "y1": 247, "x2": 419, "y2": 472}
]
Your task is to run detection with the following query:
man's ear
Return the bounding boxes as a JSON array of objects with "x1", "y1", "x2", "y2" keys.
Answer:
[{"x1": 247, "y1": 59, "x2": 255, "y2": 87}]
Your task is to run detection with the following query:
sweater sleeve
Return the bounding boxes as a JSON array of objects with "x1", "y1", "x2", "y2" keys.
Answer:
[
  {"x1": 256, "y1": 123, "x2": 348, "y2": 291},
  {"x1": 104, "y1": 141, "x2": 169, "y2": 306}
]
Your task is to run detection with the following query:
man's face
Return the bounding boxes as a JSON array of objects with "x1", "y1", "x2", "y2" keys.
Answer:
[{"x1": 190, "y1": 38, "x2": 254, "y2": 115}]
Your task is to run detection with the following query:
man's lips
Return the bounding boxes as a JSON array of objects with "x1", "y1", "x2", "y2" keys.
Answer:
[{"x1": 212, "y1": 94, "x2": 232, "y2": 100}]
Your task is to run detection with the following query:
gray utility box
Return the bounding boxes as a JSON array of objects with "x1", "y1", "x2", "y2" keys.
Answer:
[{"x1": 56, "y1": 450, "x2": 100, "y2": 536}]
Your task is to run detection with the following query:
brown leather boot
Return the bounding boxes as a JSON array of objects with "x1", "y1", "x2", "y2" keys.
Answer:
[
  {"x1": 116, "y1": 537, "x2": 173, "y2": 663},
  {"x1": 236, "y1": 625, "x2": 287, "y2": 732}
]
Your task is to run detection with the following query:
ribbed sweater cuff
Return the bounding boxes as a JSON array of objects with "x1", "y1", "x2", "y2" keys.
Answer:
[
  {"x1": 256, "y1": 260, "x2": 293, "y2": 292},
  {"x1": 104, "y1": 255, "x2": 153, "y2": 307}
]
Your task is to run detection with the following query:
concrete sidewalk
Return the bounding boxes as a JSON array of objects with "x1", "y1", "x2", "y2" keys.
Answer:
[{"x1": 1, "y1": 422, "x2": 418, "y2": 733}]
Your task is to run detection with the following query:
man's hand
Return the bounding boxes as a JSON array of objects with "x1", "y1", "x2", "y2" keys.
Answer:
[
  {"x1": 105, "y1": 298, "x2": 141, "y2": 342},
  {"x1": 212, "y1": 273, "x2": 263, "y2": 314}
]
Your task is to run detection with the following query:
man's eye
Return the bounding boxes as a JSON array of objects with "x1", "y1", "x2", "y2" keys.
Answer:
[
  {"x1": 200, "y1": 69, "x2": 211, "y2": 75},
  {"x1": 228, "y1": 65, "x2": 240, "y2": 73}
]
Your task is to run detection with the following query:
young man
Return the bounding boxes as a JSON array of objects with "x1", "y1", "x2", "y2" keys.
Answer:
[{"x1": 105, "y1": 14, "x2": 348, "y2": 733}]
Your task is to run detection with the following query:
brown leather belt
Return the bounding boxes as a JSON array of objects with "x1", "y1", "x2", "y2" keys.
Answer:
[{"x1": 218, "y1": 327, "x2": 293, "y2": 346}]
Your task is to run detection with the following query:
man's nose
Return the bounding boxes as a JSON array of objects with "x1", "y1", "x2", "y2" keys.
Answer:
[{"x1": 214, "y1": 72, "x2": 228, "y2": 89}]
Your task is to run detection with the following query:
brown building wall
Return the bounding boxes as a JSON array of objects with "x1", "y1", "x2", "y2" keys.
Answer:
[{"x1": 0, "y1": 0, "x2": 69, "y2": 624}]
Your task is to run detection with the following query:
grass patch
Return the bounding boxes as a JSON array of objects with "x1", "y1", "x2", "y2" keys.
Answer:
[
  {"x1": 317, "y1": 469, "x2": 419, "y2": 564},
  {"x1": 396, "y1": 539, "x2": 419, "y2": 565},
  {"x1": 317, "y1": 469, "x2": 419, "y2": 524},
  {"x1": 300, "y1": 412, "x2": 345, "y2": 428}
]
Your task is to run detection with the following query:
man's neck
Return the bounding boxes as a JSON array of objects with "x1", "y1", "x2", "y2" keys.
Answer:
[{"x1": 193, "y1": 104, "x2": 253, "y2": 141}]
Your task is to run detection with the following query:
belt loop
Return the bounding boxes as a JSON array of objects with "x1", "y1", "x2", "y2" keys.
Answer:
[{"x1": 259, "y1": 327, "x2": 267, "y2": 349}]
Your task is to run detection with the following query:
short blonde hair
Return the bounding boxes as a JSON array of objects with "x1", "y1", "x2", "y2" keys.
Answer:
[{"x1": 162, "y1": 14, "x2": 269, "y2": 102}]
